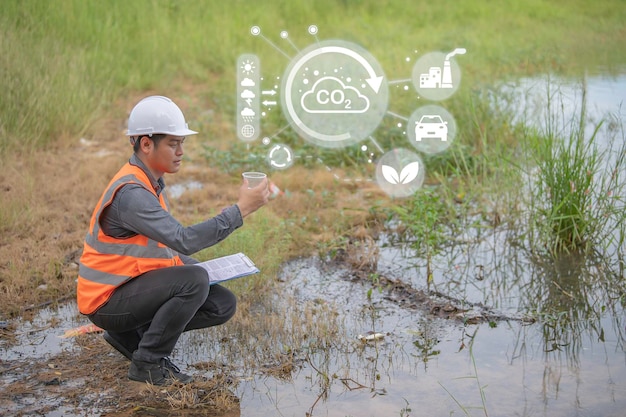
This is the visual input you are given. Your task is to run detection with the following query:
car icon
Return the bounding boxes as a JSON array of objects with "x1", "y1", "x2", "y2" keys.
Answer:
[{"x1": 415, "y1": 115, "x2": 448, "y2": 141}]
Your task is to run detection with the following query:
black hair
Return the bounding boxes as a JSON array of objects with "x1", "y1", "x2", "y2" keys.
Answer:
[{"x1": 131, "y1": 134, "x2": 166, "y2": 153}]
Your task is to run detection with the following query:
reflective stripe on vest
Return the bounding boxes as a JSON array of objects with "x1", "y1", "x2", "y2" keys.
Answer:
[{"x1": 77, "y1": 163, "x2": 182, "y2": 314}]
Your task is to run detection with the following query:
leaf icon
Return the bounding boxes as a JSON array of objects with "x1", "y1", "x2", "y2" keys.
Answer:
[
  {"x1": 382, "y1": 165, "x2": 401, "y2": 184},
  {"x1": 382, "y1": 162, "x2": 420, "y2": 185},
  {"x1": 399, "y1": 162, "x2": 419, "y2": 184}
]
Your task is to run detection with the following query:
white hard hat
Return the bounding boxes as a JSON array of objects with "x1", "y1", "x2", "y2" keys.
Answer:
[{"x1": 126, "y1": 96, "x2": 198, "y2": 137}]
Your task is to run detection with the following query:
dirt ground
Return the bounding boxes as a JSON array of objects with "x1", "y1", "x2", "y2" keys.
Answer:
[{"x1": 0, "y1": 330, "x2": 244, "y2": 416}]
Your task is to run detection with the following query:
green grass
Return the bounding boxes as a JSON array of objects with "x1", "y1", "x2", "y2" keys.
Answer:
[
  {"x1": 522, "y1": 79, "x2": 626, "y2": 254},
  {"x1": 1, "y1": 0, "x2": 625, "y2": 154},
  {"x1": 192, "y1": 208, "x2": 289, "y2": 295}
]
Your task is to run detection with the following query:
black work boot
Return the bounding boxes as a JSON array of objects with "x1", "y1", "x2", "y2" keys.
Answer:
[
  {"x1": 103, "y1": 331, "x2": 138, "y2": 361},
  {"x1": 128, "y1": 357, "x2": 193, "y2": 385}
]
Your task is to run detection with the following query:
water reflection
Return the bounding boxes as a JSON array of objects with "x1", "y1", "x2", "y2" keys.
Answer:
[
  {"x1": 497, "y1": 259, "x2": 621, "y2": 416},
  {"x1": 493, "y1": 73, "x2": 626, "y2": 139},
  {"x1": 377, "y1": 180, "x2": 625, "y2": 414},
  {"x1": 408, "y1": 214, "x2": 626, "y2": 359},
  {"x1": 524, "y1": 251, "x2": 626, "y2": 365},
  {"x1": 379, "y1": 227, "x2": 626, "y2": 414}
]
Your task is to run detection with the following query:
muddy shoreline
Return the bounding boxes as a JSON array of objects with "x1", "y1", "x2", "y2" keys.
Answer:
[{"x1": 1, "y1": 252, "x2": 518, "y2": 417}]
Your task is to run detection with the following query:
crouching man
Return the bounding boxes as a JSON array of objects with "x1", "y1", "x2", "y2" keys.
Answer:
[{"x1": 77, "y1": 96, "x2": 269, "y2": 385}]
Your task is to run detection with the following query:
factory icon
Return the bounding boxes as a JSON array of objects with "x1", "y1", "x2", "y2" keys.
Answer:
[{"x1": 419, "y1": 48, "x2": 466, "y2": 89}]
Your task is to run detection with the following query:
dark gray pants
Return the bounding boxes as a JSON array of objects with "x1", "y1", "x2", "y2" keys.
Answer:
[{"x1": 87, "y1": 265, "x2": 236, "y2": 363}]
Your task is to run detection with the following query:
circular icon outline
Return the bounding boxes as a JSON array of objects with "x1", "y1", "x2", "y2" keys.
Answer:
[
  {"x1": 281, "y1": 40, "x2": 389, "y2": 148},
  {"x1": 375, "y1": 148, "x2": 425, "y2": 198},
  {"x1": 266, "y1": 143, "x2": 294, "y2": 170},
  {"x1": 411, "y1": 50, "x2": 465, "y2": 101},
  {"x1": 407, "y1": 105, "x2": 457, "y2": 155}
]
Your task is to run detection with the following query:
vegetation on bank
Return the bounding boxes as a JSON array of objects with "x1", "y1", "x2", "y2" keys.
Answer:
[{"x1": 1, "y1": 0, "x2": 625, "y2": 316}]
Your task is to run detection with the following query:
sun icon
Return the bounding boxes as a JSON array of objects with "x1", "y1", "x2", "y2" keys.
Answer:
[{"x1": 240, "y1": 59, "x2": 256, "y2": 75}]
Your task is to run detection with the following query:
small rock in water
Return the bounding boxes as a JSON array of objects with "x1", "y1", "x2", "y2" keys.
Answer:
[{"x1": 358, "y1": 332, "x2": 385, "y2": 342}]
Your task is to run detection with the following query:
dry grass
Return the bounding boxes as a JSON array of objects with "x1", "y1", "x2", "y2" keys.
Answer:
[
  {"x1": 0, "y1": 129, "x2": 126, "y2": 316},
  {"x1": 141, "y1": 377, "x2": 240, "y2": 414}
]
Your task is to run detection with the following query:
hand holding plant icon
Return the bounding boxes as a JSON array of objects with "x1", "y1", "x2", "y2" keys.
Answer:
[{"x1": 382, "y1": 162, "x2": 420, "y2": 185}]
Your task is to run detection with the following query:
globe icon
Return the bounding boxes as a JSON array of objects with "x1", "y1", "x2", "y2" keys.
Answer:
[{"x1": 241, "y1": 124, "x2": 255, "y2": 138}]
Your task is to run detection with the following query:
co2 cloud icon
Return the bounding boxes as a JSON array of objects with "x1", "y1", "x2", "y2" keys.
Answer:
[
  {"x1": 281, "y1": 39, "x2": 388, "y2": 148},
  {"x1": 300, "y1": 76, "x2": 370, "y2": 114}
]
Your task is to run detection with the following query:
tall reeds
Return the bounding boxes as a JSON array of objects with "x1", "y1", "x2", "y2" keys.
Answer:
[{"x1": 524, "y1": 78, "x2": 626, "y2": 254}]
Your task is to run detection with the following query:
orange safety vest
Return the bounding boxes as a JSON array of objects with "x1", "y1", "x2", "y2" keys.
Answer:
[{"x1": 77, "y1": 162, "x2": 183, "y2": 314}]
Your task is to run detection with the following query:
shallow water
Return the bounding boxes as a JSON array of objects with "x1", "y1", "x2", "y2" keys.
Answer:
[
  {"x1": 3, "y1": 247, "x2": 624, "y2": 416},
  {"x1": 495, "y1": 72, "x2": 626, "y2": 157},
  {"x1": 211, "y1": 250, "x2": 625, "y2": 417}
]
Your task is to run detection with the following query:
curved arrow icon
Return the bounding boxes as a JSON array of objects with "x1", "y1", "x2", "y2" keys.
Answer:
[
  {"x1": 298, "y1": 46, "x2": 384, "y2": 93},
  {"x1": 284, "y1": 42, "x2": 385, "y2": 145}
]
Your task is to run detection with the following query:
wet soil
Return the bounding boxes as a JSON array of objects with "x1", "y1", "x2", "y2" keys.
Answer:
[
  {"x1": 0, "y1": 332, "x2": 242, "y2": 417},
  {"x1": 0, "y1": 248, "x2": 503, "y2": 417},
  {"x1": 2, "y1": 247, "x2": 625, "y2": 416}
]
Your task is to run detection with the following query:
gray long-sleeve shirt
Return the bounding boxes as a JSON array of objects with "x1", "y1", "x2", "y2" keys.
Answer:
[{"x1": 99, "y1": 155, "x2": 243, "y2": 263}]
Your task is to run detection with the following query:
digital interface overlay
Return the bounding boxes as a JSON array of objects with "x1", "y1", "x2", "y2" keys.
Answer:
[{"x1": 235, "y1": 25, "x2": 466, "y2": 198}]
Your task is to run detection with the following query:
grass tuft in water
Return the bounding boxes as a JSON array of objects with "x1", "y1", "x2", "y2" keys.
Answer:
[{"x1": 523, "y1": 78, "x2": 626, "y2": 254}]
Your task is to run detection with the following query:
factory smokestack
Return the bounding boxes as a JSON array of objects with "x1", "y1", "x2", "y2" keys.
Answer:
[{"x1": 441, "y1": 48, "x2": 467, "y2": 88}]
